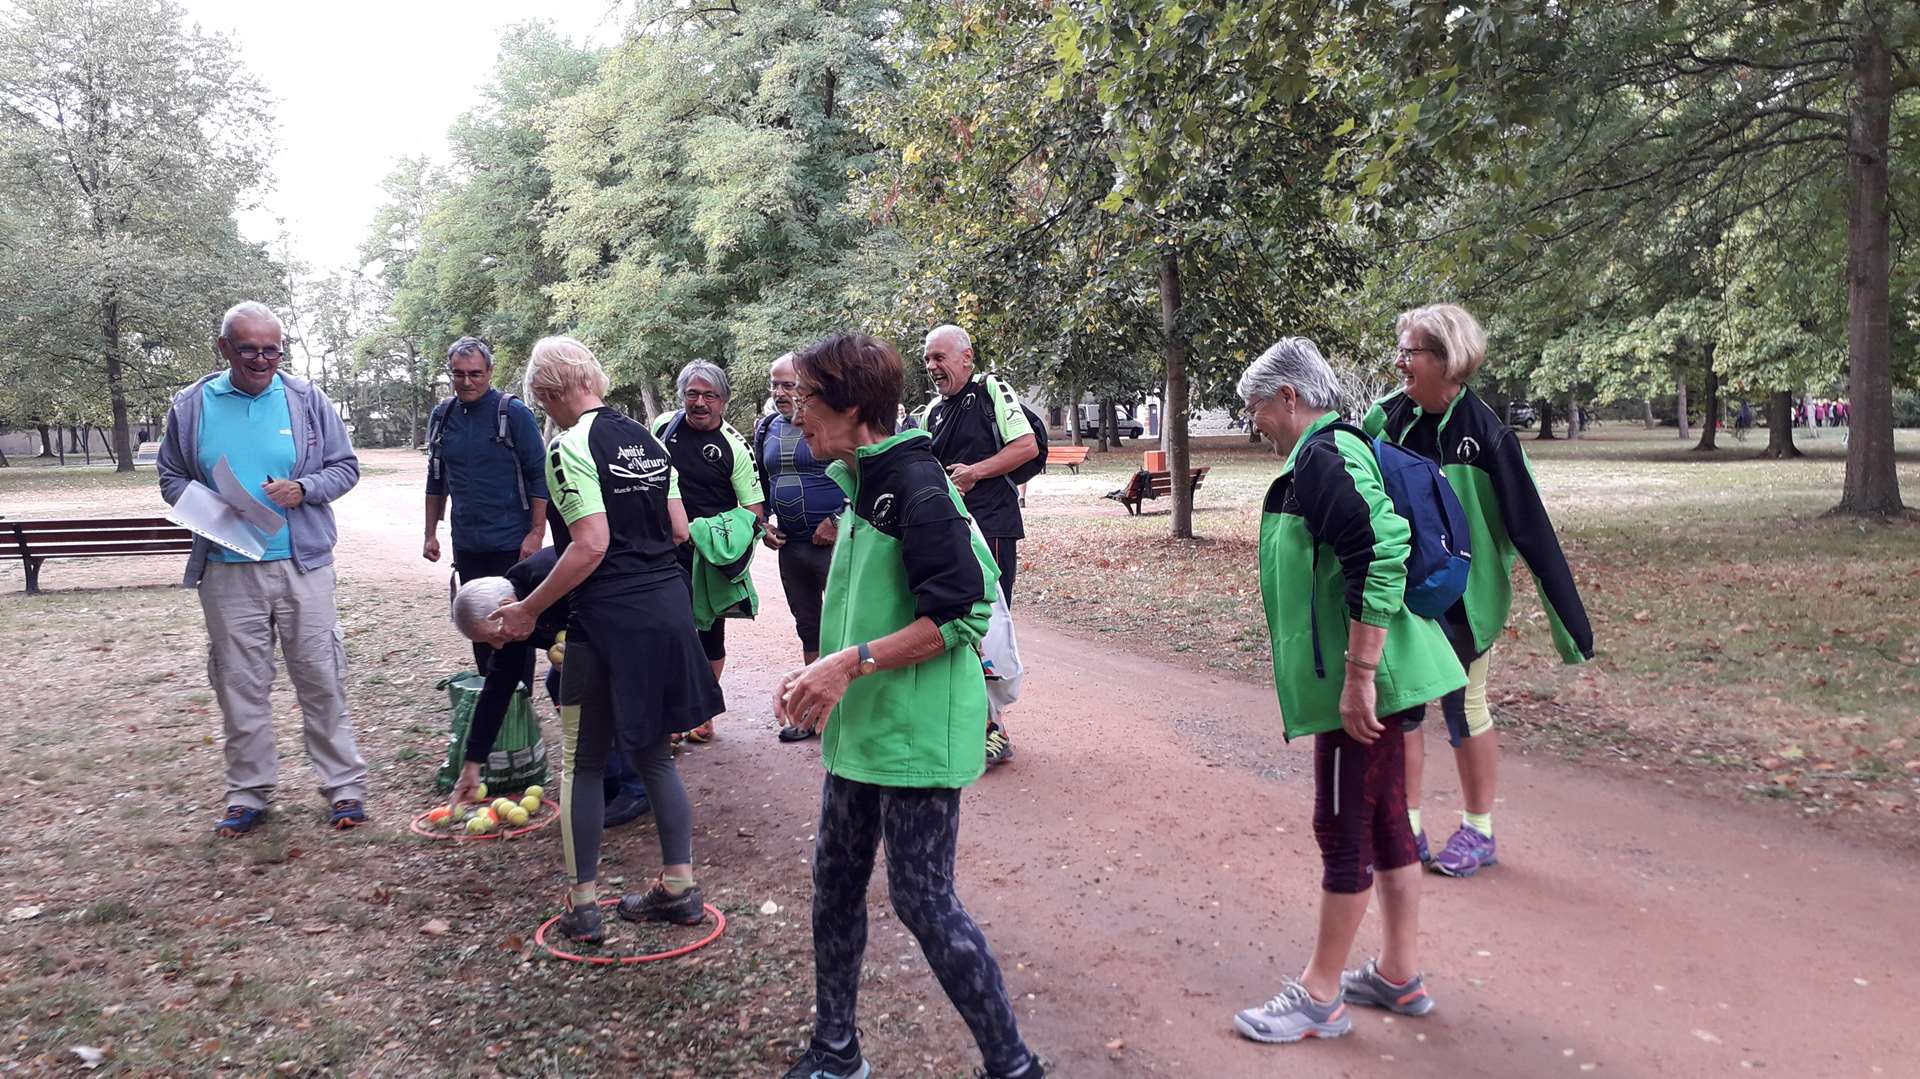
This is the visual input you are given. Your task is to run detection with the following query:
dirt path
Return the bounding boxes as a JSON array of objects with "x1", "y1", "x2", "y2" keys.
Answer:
[{"x1": 6, "y1": 449, "x2": 1917, "y2": 1077}]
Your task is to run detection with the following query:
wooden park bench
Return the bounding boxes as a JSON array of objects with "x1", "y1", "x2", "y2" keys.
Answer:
[
  {"x1": 1105, "y1": 466, "x2": 1210, "y2": 516},
  {"x1": 1045, "y1": 445, "x2": 1091, "y2": 474},
  {"x1": 4, "y1": 517, "x2": 195, "y2": 593}
]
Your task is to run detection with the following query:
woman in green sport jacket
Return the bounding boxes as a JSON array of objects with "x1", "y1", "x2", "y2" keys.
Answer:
[
  {"x1": 1232, "y1": 337, "x2": 1465, "y2": 1049},
  {"x1": 1362, "y1": 303, "x2": 1595, "y2": 879},
  {"x1": 772, "y1": 334, "x2": 1043, "y2": 1079}
]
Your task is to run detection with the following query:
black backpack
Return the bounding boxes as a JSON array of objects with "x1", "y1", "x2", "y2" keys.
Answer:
[
  {"x1": 426, "y1": 393, "x2": 528, "y2": 511},
  {"x1": 975, "y1": 375, "x2": 1048, "y2": 486}
]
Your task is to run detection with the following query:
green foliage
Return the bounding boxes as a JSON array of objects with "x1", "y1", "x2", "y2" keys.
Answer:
[{"x1": 0, "y1": 0, "x2": 282, "y2": 462}]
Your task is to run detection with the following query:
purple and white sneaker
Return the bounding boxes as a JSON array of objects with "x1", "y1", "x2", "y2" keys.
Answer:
[
  {"x1": 1415, "y1": 831, "x2": 1431, "y2": 866},
  {"x1": 1431, "y1": 824, "x2": 1497, "y2": 877}
]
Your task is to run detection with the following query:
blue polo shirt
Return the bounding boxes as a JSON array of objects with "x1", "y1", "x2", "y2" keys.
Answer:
[
  {"x1": 197, "y1": 372, "x2": 296, "y2": 562},
  {"x1": 424, "y1": 388, "x2": 549, "y2": 554}
]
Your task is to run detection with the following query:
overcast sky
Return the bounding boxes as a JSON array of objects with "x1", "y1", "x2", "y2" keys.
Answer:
[{"x1": 177, "y1": 0, "x2": 624, "y2": 275}]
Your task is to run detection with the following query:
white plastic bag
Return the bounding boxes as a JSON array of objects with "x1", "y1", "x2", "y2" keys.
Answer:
[{"x1": 980, "y1": 590, "x2": 1024, "y2": 720}]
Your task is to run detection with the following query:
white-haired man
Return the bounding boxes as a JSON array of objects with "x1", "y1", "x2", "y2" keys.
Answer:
[
  {"x1": 157, "y1": 301, "x2": 368, "y2": 836},
  {"x1": 913, "y1": 324, "x2": 1038, "y2": 767}
]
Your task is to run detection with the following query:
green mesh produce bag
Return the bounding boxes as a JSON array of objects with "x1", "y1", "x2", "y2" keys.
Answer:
[{"x1": 434, "y1": 672, "x2": 549, "y2": 794}]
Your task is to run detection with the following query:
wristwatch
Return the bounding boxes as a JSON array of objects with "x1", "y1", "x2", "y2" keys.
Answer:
[{"x1": 857, "y1": 642, "x2": 877, "y2": 677}]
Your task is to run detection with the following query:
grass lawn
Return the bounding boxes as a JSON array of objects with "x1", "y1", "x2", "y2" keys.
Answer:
[{"x1": 1018, "y1": 426, "x2": 1920, "y2": 821}]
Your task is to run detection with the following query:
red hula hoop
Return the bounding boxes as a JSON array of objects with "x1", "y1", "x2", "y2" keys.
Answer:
[{"x1": 533, "y1": 898, "x2": 727, "y2": 965}]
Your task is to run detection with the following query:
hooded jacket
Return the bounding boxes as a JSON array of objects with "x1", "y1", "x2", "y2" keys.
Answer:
[
  {"x1": 156, "y1": 371, "x2": 360, "y2": 587},
  {"x1": 1362, "y1": 387, "x2": 1594, "y2": 663}
]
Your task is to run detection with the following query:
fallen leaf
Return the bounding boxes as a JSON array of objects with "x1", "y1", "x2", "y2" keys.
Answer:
[
  {"x1": 420, "y1": 918, "x2": 450, "y2": 936},
  {"x1": 1105, "y1": 1038, "x2": 1126, "y2": 1051},
  {"x1": 299, "y1": 923, "x2": 331, "y2": 935},
  {"x1": 72, "y1": 1046, "x2": 106, "y2": 1069},
  {"x1": 8, "y1": 905, "x2": 44, "y2": 922},
  {"x1": 1632, "y1": 610, "x2": 1652, "y2": 622},
  {"x1": 759, "y1": 900, "x2": 780, "y2": 916}
]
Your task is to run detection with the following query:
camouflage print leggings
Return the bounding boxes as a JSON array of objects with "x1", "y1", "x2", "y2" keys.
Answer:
[{"x1": 811, "y1": 774, "x2": 1033, "y2": 1077}]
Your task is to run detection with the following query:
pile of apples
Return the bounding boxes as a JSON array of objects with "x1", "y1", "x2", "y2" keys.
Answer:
[{"x1": 426, "y1": 784, "x2": 545, "y2": 835}]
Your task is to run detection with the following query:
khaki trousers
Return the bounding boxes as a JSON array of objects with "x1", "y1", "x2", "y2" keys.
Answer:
[{"x1": 199, "y1": 560, "x2": 368, "y2": 809}]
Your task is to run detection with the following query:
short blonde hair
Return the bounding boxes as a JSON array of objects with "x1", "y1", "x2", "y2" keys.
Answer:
[
  {"x1": 524, "y1": 335, "x2": 611, "y2": 400},
  {"x1": 1396, "y1": 304, "x2": 1487, "y2": 383}
]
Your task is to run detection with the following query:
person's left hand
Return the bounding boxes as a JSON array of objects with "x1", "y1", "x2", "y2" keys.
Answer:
[
  {"x1": 518, "y1": 531, "x2": 543, "y2": 561},
  {"x1": 946, "y1": 462, "x2": 979, "y2": 494},
  {"x1": 449, "y1": 761, "x2": 483, "y2": 811},
  {"x1": 774, "y1": 650, "x2": 857, "y2": 733},
  {"x1": 263, "y1": 478, "x2": 305, "y2": 508},
  {"x1": 487, "y1": 600, "x2": 537, "y2": 643},
  {"x1": 811, "y1": 515, "x2": 838, "y2": 546}
]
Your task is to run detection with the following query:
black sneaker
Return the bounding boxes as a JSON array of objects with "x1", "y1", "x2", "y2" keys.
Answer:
[
  {"x1": 985, "y1": 721, "x2": 1013, "y2": 767},
  {"x1": 604, "y1": 791, "x2": 652, "y2": 828},
  {"x1": 778, "y1": 724, "x2": 815, "y2": 742},
  {"x1": 976, "y1": 1058, "x2": 1046, "y2": 1079},
  {"x1": 616, "y1": 878, "x2": 705, "y2": 926},
  {"x1": 781, "y1": 1035, "x2": 869, "y2": 1079},
  {"x1": 555, "y1": 902, "x2": 604, "y2": 944}
]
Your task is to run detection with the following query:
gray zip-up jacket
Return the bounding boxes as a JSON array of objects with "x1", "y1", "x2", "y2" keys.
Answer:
[{"x1": 157, "y1": 371, "x2": 360, "y2": 587}]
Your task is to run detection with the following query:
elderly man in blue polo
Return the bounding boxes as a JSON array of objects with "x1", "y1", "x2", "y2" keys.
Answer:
[{"x1": 157, "y1": 301, "x2": 368, "y2": 837}]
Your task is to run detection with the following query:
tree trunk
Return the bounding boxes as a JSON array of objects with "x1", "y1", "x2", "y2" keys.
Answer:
[
  {"x1": 1675, "y1": 373, "x2": 1690, "y2": 440},
  {"x1": 104, "y1": 300, "x2": 134, "y2": 473},
  {"x1": 1763, "y1": 389, "x2": 1802, "y2": 458},
  {"x1": 1643, "y1": 398, "x2": 1655, "y2": 429},
  {"x1": 1832, "y1": 8, "x2": 1903, "y2": 514},
  {"x1": 1066, "y1": 383, "x2": 1083, "y2": 446},
  {"x1": 1566, "y1": 392, "x2": 1581, "y2": 440},
  {"x1": 1693, "y1": 344, "x2": 1719, "y2": 451},
  {"x1": 1103, "y1": 398, "x2": 1121, "y2": 445},
  {"x1": 638, "y1": 380, "x2": 662, "y2": 424},
  {"x1": 34, "y1": 424, "x2": 53, "y2": 457},
  {"x1": 1160, "y1": 250, "x2": 1193, "y2": 539},
  {"x1": 80, "y1": 425, "x2": 94, "y2": 465},
  {"x1": 1536, "y1": 397, "x2": 1558, "y2": 439}
]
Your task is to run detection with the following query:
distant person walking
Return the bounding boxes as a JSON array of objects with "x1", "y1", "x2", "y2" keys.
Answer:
[
  {"x1": 1232, "y1": 337, "x2": 1462, "y2": 1046},
  {"x1": 755, "y1": 351, "x2": 849, "y2": 742},
  {"x1": 1365, "y1": 303, "x2": 1595, "y2": 877},
  {"x1": 422, "y1": 336, "x2": 549, "y2": 674},
  {"x1": 157, "y1": 301, "x2": 369, "y2": 836}
]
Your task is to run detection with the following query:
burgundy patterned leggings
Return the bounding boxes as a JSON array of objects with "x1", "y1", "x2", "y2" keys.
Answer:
[{"x1": 1313, "y1": 711, "x2": 1422, "y2": 894}]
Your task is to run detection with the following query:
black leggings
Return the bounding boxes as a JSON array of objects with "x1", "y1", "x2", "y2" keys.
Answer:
[
  {"x1": 985, "y1": 536, "x2": 1018, "y2": 608},
  {"x1": 811, "y1": 774, "x2": 1031, "y2": 1077},
  {"x1": 777, "y1": 538, "x2": 833, "y2": 654},
  {"x1": 557, "y1": 639, "x2": 694, "y2": 884}
]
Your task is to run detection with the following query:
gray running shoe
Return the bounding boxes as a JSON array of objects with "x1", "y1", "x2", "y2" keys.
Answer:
[
  {"x1": 1232, "y1": 980, "x2": 1352, "y2": 1043},
  {"x1": 617, "y1": 879, "x2": 705, "y2": 926},
  {"x1": 1341, "y1": 959, "x2": 1436, "y2": 1016}
]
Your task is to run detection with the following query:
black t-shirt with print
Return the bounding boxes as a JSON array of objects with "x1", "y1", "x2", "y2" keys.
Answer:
[
  {"x1": 651, "y1": 413, "x2": 763, "y2": 523},
  {"x1": 545, "y1": 407, "x2": 682, "y2": 594}
]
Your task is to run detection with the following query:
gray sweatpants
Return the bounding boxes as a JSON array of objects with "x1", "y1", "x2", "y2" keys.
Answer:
[{"x1": 198, "y1": 560, "x2": 368, "y2": 810}]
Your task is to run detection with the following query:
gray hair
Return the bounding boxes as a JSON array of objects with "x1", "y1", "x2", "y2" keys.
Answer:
[
  {"x1": 451, "y1": 576, "x2": 518, "y2": 642},
  {"x1": 219, "y1": 301, "x2": 282, "y2": 340},
  {"x1": 447, "y1": 336, "x2": 493, "y2": 368},
  {"x1": 1236, "y1": 337, "x2": 1345, "y2": 411},
  {"x1": 924, "y1": 324, "x2": 972, "y2": 355},
  {"x1": 676, "y1": 360, "x2": 731, "y2": 400}
]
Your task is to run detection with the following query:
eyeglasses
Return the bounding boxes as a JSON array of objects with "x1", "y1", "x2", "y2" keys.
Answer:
[
  {"x1": 232, "y1": 346, "x2": 284, "y2": 362},
  {"x1": 1395, "y1": 347, "x2": 1439, "y2": 360},
  {"x1": 769, "y1": 379, "x2": 799, "y2": 391},
  {"x1": 683, "y1": 389, "x2": 725, "y2": 403},
  {"x1": 449, "y1": 369, "x2": 491, "y2": 381},
  {"x1": 791, "y1": 388, "x2": 816, "y2": 409}
]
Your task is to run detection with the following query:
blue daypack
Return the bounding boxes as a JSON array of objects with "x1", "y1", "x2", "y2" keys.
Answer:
[{"x1": 1307, "y1": 422, "x2": 1473, "y2": 674}]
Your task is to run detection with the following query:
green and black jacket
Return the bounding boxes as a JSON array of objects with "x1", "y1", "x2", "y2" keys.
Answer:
[
  {"x1": 817, "y1": 429, "x2": 999, "y2": 788},
  {"x1": 1260, "y1": 413, "x2": 1466, "y2": 741},
  {"x1": 1363, "y1": 387, "x2": 1594, "y2": 664}
]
